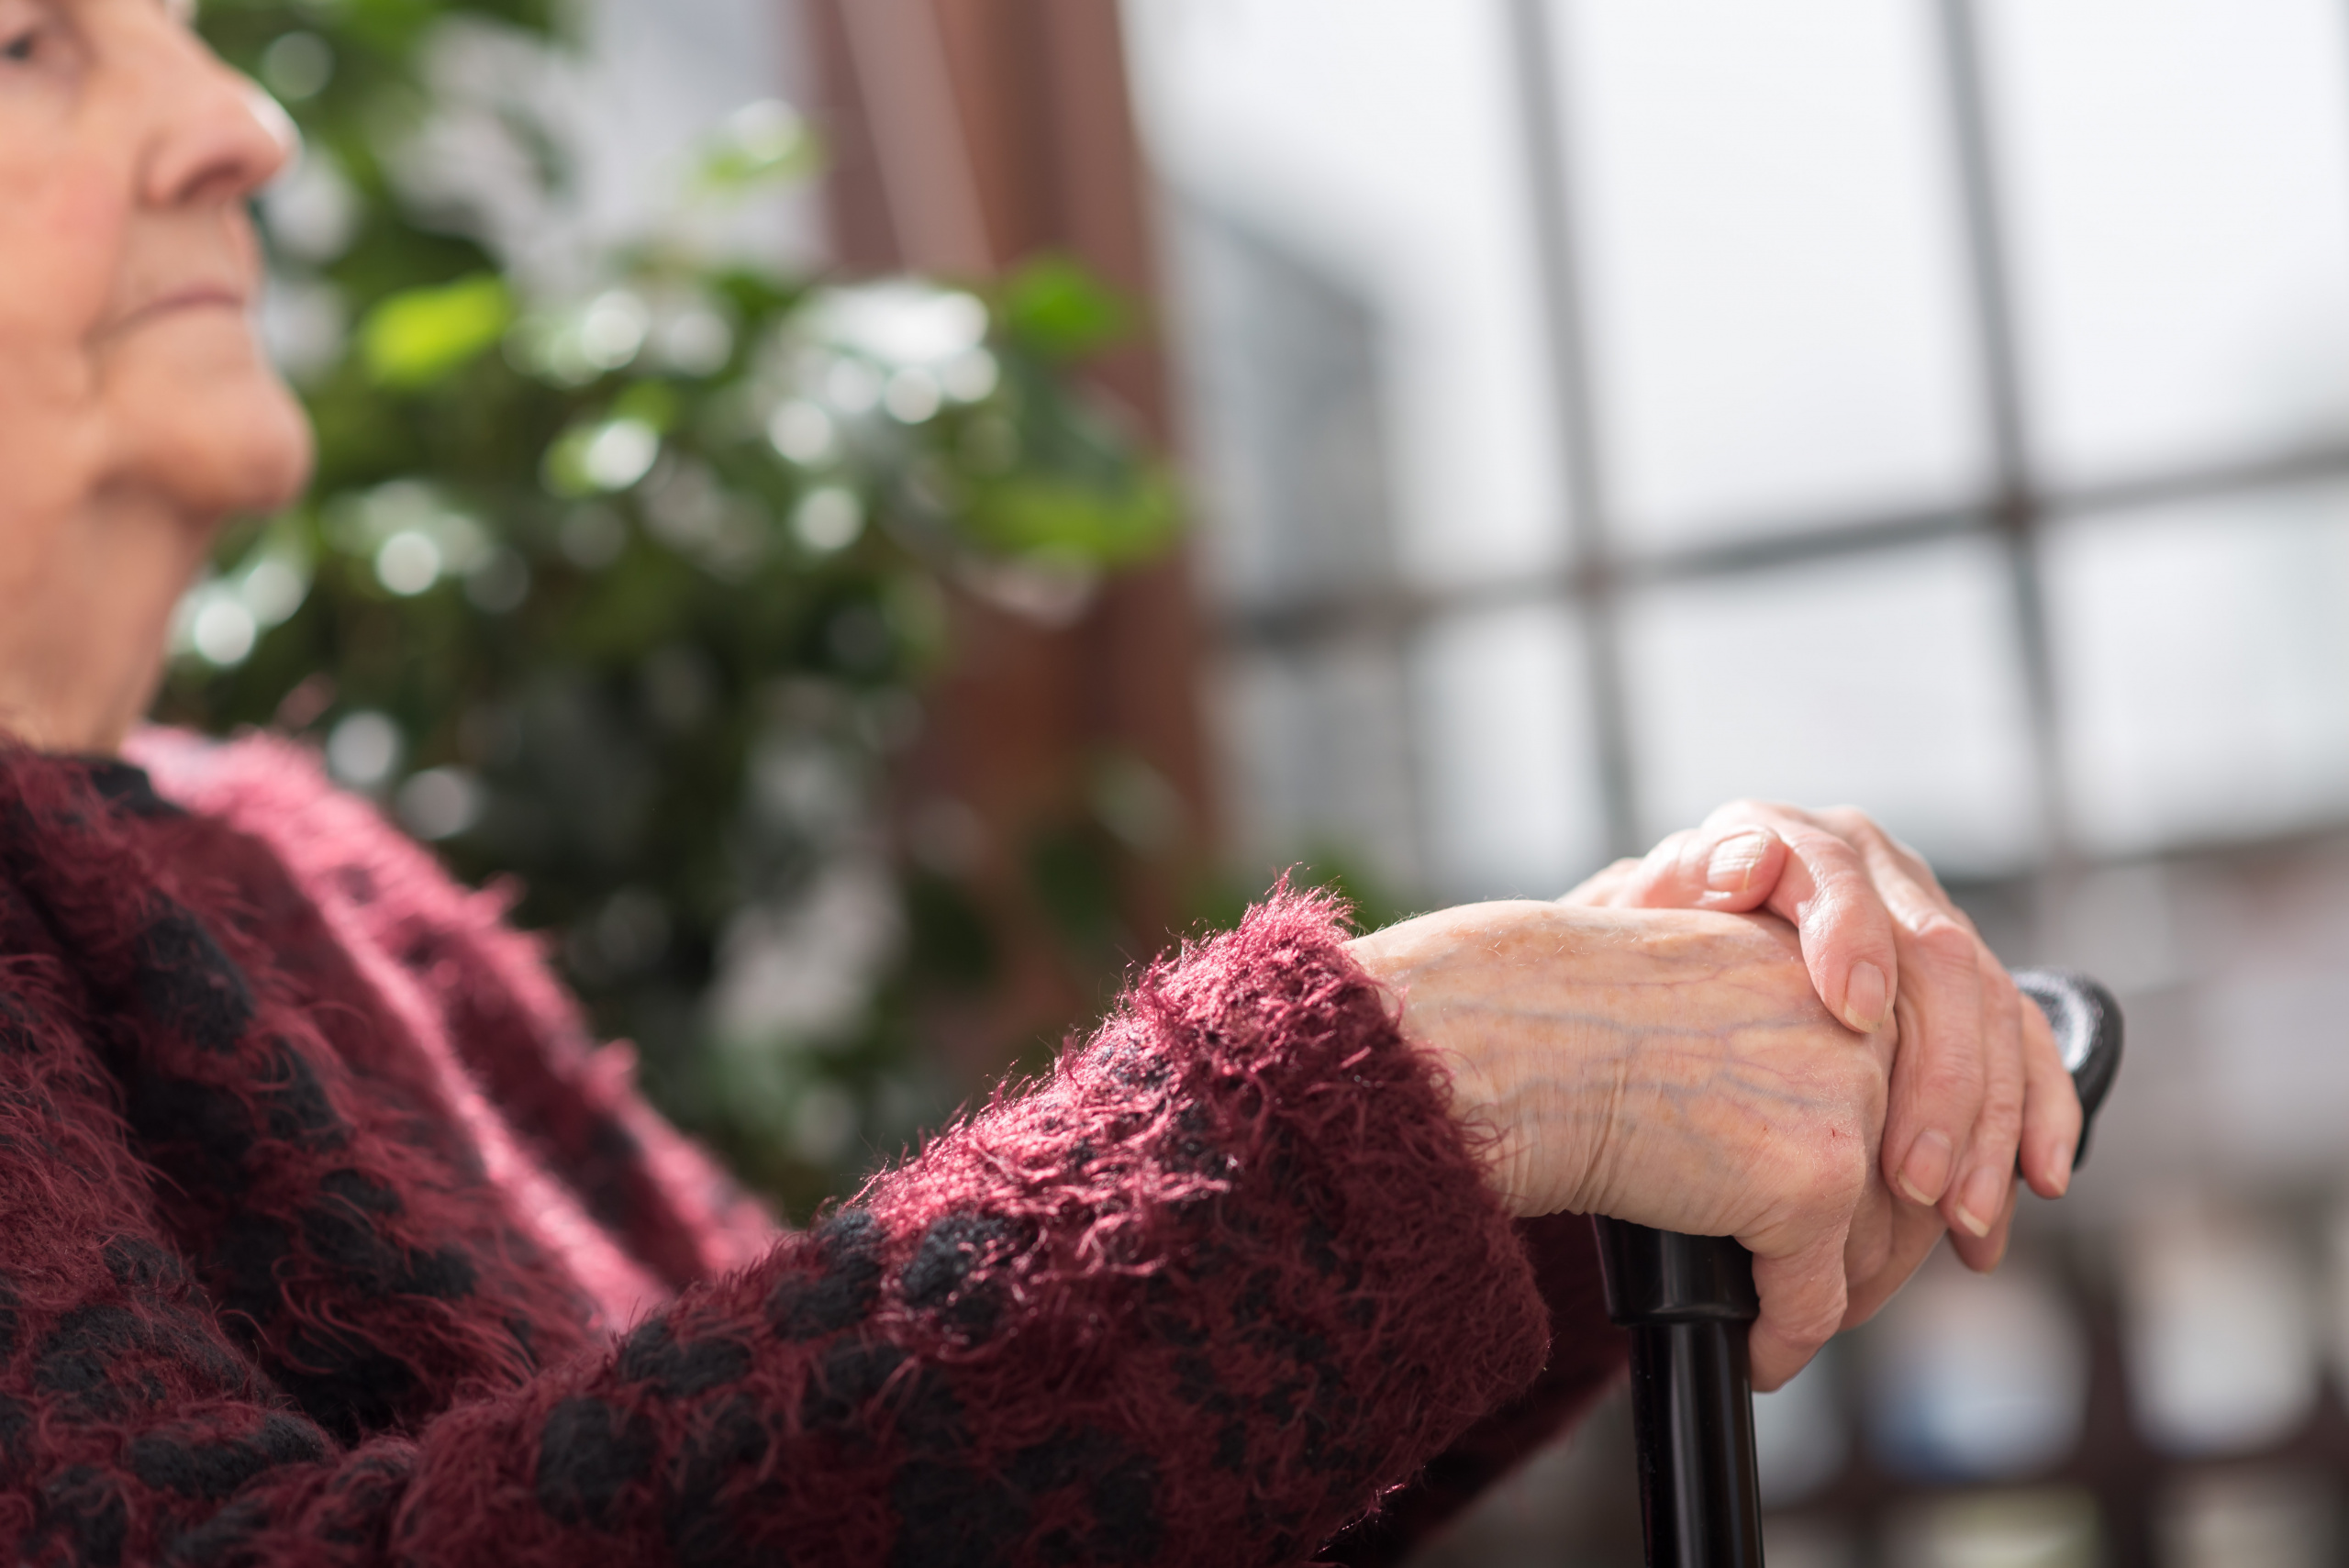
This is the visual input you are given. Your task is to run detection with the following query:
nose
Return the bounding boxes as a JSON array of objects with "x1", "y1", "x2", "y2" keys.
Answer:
[{"x1": 138, "y1": 26, "x2": 295, "y2": 211}]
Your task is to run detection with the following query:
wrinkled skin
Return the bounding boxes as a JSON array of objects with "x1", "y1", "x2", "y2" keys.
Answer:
[
  {"x1": 1352, "y1": 904, "x2": 1890, "y2": 1391},
  {"x1": 1350, "y1": 806, "x2": 2083, "y2": 1391},
  {"x1": 1567, "y1": 803, "x2": 2081, "y2": 1279},
  {"x1": 0, "y1": 0, "x2": 305, "y2": 752}
]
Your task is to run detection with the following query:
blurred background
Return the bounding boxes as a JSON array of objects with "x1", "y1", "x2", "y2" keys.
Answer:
[{"x1": 180, "y1": 0, "x2": 2349, "y2": 1561}]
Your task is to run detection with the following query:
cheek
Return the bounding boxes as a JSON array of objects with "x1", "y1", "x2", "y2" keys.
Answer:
[
  {"x1": 0, "y1": 155, "x2": 125, "y2": 511},
  {"x1": 0, "y1": 152, "x2": 124, "y2": 348}
]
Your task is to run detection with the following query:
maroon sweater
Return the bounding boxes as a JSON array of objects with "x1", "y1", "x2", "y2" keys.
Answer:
[{"x1": 0, "y1": 733, "x2": 1622, "y2": 1567}]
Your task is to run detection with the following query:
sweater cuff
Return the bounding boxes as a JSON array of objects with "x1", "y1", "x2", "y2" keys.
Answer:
[
  {"x1": 859, "y1": 888, "x2": 1557, "y2": 1560},
  {"x1": 1318, "y1": 1214, "x2": 1630, "y2": 1563}
]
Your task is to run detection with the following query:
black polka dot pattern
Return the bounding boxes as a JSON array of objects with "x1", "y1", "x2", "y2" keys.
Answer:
[
  {"x1": 767, "y1": 1209, "x2": 883, "y2": 1341},
  {"x1": 536, "y1": 1396, "x2": 658, "y2": 1530},
  {"x1": 898, "y1": 1213, "x2": 1017, "y2": 1338},
  {"x1": 617, "y1": 1320, "x2": 751, "y2": 1399},
  {"x1": 35, "y1": 1465, "x2": 129, "y2": 1567},
  {"x1": 125, "y1": 1414, "x2": 328, "y2": 1500},
  {"x1": 132, "y1": 903, "x2": 254, "y2": 1056}
]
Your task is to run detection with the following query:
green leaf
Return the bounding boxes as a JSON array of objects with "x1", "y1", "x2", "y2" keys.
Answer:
[
  {"x1": 184, "y1": 0, "x2": 1190, "y2": 1221},
  {"x1": 998, "y1": 255, "x2": 1131, "y2": 361},
  {"x1": 360, "y1": 273, "x2": 514, "y2": 390},
  {"x1": 613, "y1": 379, "x2": 680, "y2": 433},
  {"x1": 692, "y1": 100, "x2": 822, "y2": 195},
  {"x1": 963, "y1": 467, "x2": 1179, "y2": 566},
  {"x1": 544, "y1": 415, "x2": 663, "y2": 497}
]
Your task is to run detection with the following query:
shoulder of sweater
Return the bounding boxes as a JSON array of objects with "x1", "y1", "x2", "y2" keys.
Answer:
[
  {"x1": 126, "y1": 727, "x2": 575, "y2": 1013},
  {"x1": 128, "y1": 727, "x2": 779, "y2": 1278}
]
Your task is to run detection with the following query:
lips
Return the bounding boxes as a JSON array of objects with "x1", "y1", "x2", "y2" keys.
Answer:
[{"x1": 106, "y1": 284, "x2": 250, "y2": 335}]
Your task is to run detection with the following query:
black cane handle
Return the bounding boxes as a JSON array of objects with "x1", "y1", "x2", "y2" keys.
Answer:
[{"x1": 1593, "y1": 969, "x2": 2122, "y2": 1567}]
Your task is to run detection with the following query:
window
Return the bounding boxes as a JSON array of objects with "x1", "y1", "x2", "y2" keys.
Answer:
[{"x1": 1126, "y1": 0, "x2": 2349, "y2": 901}]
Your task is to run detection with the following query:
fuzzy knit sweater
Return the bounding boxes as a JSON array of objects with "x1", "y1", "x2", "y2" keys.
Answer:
[{"x1": 0, "y1": 731, "x2": 1625, "y2": 1567}]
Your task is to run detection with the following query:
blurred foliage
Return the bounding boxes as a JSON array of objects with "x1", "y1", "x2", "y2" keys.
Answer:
[{"x1": 171, "y1": 0, "x2": 1181, "y2": 1215}]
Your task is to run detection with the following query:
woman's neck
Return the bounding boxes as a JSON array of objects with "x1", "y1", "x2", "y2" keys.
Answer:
[{"x1": 0, "y1": 486, "x2": 211, "y2": 754}]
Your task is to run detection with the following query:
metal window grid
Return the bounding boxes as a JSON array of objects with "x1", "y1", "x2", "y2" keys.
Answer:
[{"x1": 1218, "y1": 0, "x2": 2349, "y2": 877}]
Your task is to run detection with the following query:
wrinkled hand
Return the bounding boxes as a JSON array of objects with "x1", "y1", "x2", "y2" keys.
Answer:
[
  {"x1": 1350, "y1": 901, "x2": 1909, "y2": 1391},
  {"x1": 1564, "y1": 801, "x2": 2080, "y2": 1278}
]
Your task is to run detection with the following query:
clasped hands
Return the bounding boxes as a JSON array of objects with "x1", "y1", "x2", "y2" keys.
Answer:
[{"x1": 1347, "y1": 801, "x2": 2079, "y2": 1391}]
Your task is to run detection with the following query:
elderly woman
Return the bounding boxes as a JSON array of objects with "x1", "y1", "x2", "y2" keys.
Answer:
[{"x1": 0, "y1": 3, "x2": 2083, "y2": 1564}]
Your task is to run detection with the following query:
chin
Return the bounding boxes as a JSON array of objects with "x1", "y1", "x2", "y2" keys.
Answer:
[{"x1": 104, "y1": 317, "x2": 317, "y2": 520}]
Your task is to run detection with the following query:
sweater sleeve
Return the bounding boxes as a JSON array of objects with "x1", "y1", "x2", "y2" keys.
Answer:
[
  {"x1": 1316, "y1": 1215, "x2": 1629, "y2": 1564},
  {"x1": 1, "y1": 893, "x2": 1569, "y2": 1566}
]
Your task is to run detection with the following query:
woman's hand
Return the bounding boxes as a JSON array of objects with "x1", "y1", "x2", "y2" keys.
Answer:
[
  {"x1": 1564, "y1": 802, "x2": 2079, "y2": 1277},
  {"x1": 1349, "y1": 901, "x2": 1940, "y2": 1391}
]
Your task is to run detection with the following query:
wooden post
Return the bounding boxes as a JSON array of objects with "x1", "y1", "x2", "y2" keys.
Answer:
[{"x1": 800, "y1": 0, "x2": 1213, "y2": 1076}]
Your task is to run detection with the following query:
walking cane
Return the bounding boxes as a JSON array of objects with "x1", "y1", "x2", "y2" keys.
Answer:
[{"x1": 1592, "y1": 969, "x2": 2124, "y2": 1568}]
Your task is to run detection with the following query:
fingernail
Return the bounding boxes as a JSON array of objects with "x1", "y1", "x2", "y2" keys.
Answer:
[
  {"x1": 1844, "y1": 962, "x2": 1889, "y2": 1032},
  {"x1": 2044, "y1": 1138, "x2": 2076, "y2": 1197},
  {"x1": 1706, "y1": 832, "x2": 1772, "y2": 895},
  {"x1": 1975, "y1": 1227, "x2": 2011, "y2": 1273},
  {"x1": 1953, "y1": 1168, "x2": 2004, "y2": 1239},
  {"x1": 1897, "y1": 1129, "x2": 1954, "y2": 1207}
]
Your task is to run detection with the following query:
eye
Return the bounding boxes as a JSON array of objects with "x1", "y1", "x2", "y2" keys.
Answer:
[
  {"x1": 0, "y1": 0, "x2": 55, "y2": 63},
  {"x1": 0, "y1": 11, "x2": 41, "y2": 65}
]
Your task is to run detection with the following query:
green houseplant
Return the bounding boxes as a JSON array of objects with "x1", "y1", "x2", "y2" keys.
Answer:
[{"x1": 173, "y1": 0, "x2": 1177, "y2": 1215}]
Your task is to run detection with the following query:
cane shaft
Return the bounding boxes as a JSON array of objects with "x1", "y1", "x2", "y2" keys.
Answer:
[
  {"x1": 1626, "y1": 1320, "x2": 1765, "y2": 1568},
  {"x1": 1595, "y1": 1218, "x2": 1764, "y2": 1568}
]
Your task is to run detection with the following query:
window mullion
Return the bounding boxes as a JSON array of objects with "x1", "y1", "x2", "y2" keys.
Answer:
[
  {"x1": 1506, "y1": 0, "x2": 1643, "y2": 860},
  {"x1": 1934, "y1": 0, "x2": 2076, "y2": 869}
]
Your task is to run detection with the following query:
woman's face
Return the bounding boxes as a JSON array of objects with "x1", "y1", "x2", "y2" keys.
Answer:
[{"x1": 0, "y1": 0, "x2": 309, "y2": 528}]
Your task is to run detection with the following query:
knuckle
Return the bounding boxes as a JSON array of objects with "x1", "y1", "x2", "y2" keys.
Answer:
[
  {"x1": 1910, "y1": 918, "x2": 1981, "y2": 975},
  {"x1": 1895, "y1": 833, "x2": 1941, "y2": 877},
  {"x1": 1638, "y1": 830, "x2": 1693, "y2": 873},
  {"x1": 1983, "y1": 967, "x2": 2023, "y2": 1021},
  {"x1": 1978, "y1": 1075, "x2": 2027, "y2": 1132},
  {"x1": 1798, "y1": 823, "x2": 1867, "y2": 868},
  {"x1": 1914, "y1": 1055, "x2": 1986, "y2": 1106},
  {"x1": 1653, "y1": 828, "x2": 1697, "y2": 855},
  {"x1": 1706, "y1": 797, "x2": 1776, "y2": 828},
  {"x1": 1817, "y1": 804, "x2": 1876, "y2": 840},
  {"x1": 1804, "y1": 1141, "x2": 1872, "y2": 1215}
]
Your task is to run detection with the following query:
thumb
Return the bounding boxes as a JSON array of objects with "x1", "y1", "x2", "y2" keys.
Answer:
[
  {"x1": 1748, "y1": 1218, "x2": 1852, "y2": 1392},
  {"x1": 1621, "y1": 827, "x2": 1789, "y2": 914}
]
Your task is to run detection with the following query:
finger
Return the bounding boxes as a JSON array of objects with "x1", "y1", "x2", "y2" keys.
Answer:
[
  {"x1": 1607, "y1": 825, "x2": 1792, "y2": 914},
  {"x1": 1807, "y1": 814, "x2": 2017, "y2": 1224},
  {"x1": 1843, "y1": 1200, "x2": 1949, "y2": 1329},
  {"x1": 1559, "y1": 857, "x2": 1643, "y2": 906},
  {"x1": 1750, "y1": 1219, "x2": 1854, "y2": 1392},
  {"x1": 2018, "y1": 990, "x2": 2083, "y2": 1199},
  {"x1": 1946, "y1": 1172, "x2": 2022, "y2": 1273},
  {"x1": 1943, "y1": 958, "x2": 2026, "y2": 1244},
  {"x1": 1842, "y1": 1178, "x2": 1894, "y2": 1291},
  {"x1": 1723, "y1": 803, "x2": 2001, "y2": 1219},
  {"x1": 1729, "y1": 811, "x2": 1901, "y2": 1035},
  {"x1": 1878, "y1": 914, "x2": 1990, "y2": 1210}
]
